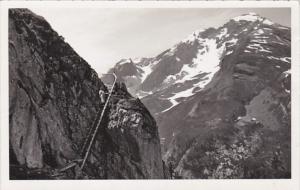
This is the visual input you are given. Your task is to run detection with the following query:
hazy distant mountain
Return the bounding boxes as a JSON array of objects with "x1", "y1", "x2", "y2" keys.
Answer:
[{"x1": 108, "y1": 12, "x2": 291, "y2": 178}]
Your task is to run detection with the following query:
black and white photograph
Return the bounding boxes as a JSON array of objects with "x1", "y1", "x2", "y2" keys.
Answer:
[{"x1": 0, "y1": 0, "x2": 300, "y2": 189}]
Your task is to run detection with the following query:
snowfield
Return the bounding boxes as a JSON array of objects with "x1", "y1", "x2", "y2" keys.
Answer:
[{"x1": 161, "y1": 38, "x2": 226, "y2": 112}]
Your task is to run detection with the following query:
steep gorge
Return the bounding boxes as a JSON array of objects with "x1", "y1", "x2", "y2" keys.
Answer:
[{"x1": 9, "y1": 9, "x2": 165, "y2": 179}]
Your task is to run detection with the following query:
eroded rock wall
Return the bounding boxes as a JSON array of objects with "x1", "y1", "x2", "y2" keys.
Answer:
[{"x1": 9, "y1": 9, "x2": 164, "y2": 179}]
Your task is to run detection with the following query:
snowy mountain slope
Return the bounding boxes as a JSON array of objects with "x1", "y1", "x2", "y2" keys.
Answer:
[
  {"x1": 108, "y1": 12, "x2": 291, "y2": 179},
  {"x1": 156, "y1": 13, "x2": 291, "y2": 178},
  {"x1": 110, "y1": 13, "x2": 290, "y2": 116}
]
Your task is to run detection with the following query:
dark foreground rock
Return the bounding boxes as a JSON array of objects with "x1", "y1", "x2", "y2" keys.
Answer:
[{"x1": 9, "y1": 9, "x2": 165, "y2": 179}]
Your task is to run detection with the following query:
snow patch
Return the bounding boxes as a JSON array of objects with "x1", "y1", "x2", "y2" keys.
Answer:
[
  {"x1": 282, "y1": 57, "x2": 291, "y2": 63},
  {"x1": 163, "y1": 75, "x2": 177, "y2": 84},
  {"x1": 117, "y1": 58, "x2": 143, "y2": 66},
  {"x1": 136, "y1": 90, "x2": 153, "y2": 98},
  {"x1": 225, "y1": 38, "x2": 238, "y2": 47},
  {"x1": 232, "y1": 12, "x2": 263, "y2": 22},
  {"x1": 226, "y1": 50, "x2": 233, "y2": 55},
  {"x1": 263, "y1": 28, "x2": 272, "y2": 31},
  {"x1": 271, "y1": 40, "x2": 286, "y2": 46},
  {"x1": 216, "y1": 28, "x2": 228, "y2": 40},
  {"x1": 254, "y1": 29, "x2": 265, "y2": 35},
  {"x1": 250, "y1": 39, "x2": 268, "y2": 44},
  {"x1": 177, "y1": 38, "x2": 225, "y2": 83},
  {"x1": 253, "y1": 36, "x2": 269, "y2": 39},
  {"x1": 247, "y1": 43, "x2": 272, "y2": 53},
  {"x1": 165, "y1": 46, "x2": 178, "y2": 56},
  {"x1": 182, "y1": 29, "x2": 204, "y2": 43},
  {"x1": 161, "y1": 87, "x2": 195, "y2": 113},
  {"x1": 136, "y1": 60, "x2": 159, "y2": 83},
  {"x1": 117, "y1": 59, "x2": 130, "y2": 66},
  {"x1": 267, "y1": 56, "x2": 291, "y2": 63},
  {"x1": 263, "y1": 19, "x2": 274, "y2": 25},
  {"x1": 138, "y1": 64, "x2": 152, "y2": 82},
  {"x1": 278, "y1": 26, "x2": 290, "y2": 30},
  {"x1": 283, "y1": 70, "x2": 291, "y2": 77},
  {"x1": 161, "y1": 38, "x2": 225, "y2": 113},
  {"x1": 283, "y1": 70, "x2": 291, "y2": 94},
  {"x1": 132, "y1": 57, "x2": 143, "y2": 63}
]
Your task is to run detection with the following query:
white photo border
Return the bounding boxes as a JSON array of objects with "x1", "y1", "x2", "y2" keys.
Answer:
[{"x1": 0, "y1": 1, "x2": 299, "y2": 190}]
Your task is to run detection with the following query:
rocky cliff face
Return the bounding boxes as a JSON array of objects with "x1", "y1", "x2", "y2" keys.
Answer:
[
  {"x1": 109, "y1": 13, "x2": 291, "y2": 178},
  {"x1": 9, "y1": 9, "x2": 165, "y2": 179}
]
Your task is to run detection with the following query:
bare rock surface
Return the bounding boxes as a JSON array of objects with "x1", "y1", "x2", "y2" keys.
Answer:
[{"x1": 9, "y1": 9, "x2": 165, "y2": 179}]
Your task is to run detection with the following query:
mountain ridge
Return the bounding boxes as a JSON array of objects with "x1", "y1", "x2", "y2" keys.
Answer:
[
  {"x1": 108, "y1": 12, "x2": 291, "y2": 178},
  {"x1": 109, "y1": 12, "x2": 290, "y2": 105}
]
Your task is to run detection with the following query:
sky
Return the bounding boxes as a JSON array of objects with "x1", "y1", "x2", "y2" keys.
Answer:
[{"x1": 30, "y1": 8, "x2": 291, "y2": 74}]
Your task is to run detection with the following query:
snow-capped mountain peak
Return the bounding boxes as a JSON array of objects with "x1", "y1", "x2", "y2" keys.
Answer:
[
  {"x1": 182, "y1": 29, "x2": 205, "y2": 43},
  {"x1": 109, "y1": 12, "x2": 290, "y2": 115},
  {"x1": 106, "y1": 12, "x2": 291, "y2": 179},
  {"x1": 232, "y1": 12, "x2": 274, "y2": 25},
  {"x1": 232, "y1": 12, "x2": 261, "y2": 22}
]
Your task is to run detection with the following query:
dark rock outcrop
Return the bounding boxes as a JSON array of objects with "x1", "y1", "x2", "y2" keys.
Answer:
[{"x1": 9, "y1": 9, "x2": 164, "y2": 179}]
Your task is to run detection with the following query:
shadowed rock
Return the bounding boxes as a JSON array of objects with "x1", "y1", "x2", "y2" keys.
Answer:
[{"x1": 9, "y1": 8, "x2": 165, "y2": 179}]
